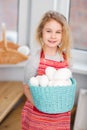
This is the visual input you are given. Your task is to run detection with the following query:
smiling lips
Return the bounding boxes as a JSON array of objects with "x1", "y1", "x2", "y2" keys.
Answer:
[{"x1": 48, "y1": 40, "x2": 57, "y2": 44}]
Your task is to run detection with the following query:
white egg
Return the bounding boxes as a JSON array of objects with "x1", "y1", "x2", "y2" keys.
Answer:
[
  {"x1": 65, "y1": 79, "x2": 72, "y2": 86},
  {"x1": 30, "y1": 77, "x2": 39, "y2": 86},
  {"x1": 53, "y1": 71, "x2": 60, "y2": 80},
  {"x1": 17, "y1": 45, "x2": 30, "y2": 56},
  {"x1": 52, "y1": 79, "x2": 71, "y2": 87},
  {"x1": 36, "y1": 75, "x2": 41, "y2": 82},
  {"x1": 39, "y1": 75, "x2": 49, "y2": 87},
  {"x1": 48, "y1": 80, "x2": 54, "y2": 87},
  {"x1": 62, "y1": 80, "x2": 68, "y2": 86},
  {"x1": 53, "y1": 80, "x2": 59, "y2": 87},
  {"x1": 56, "y1": 79, "x2": 72, "y2": 86},
  {"x1": 54, "y1": 68, "x2": 72, "y2": 80},
  {"x1": 45, "y1": 67, "x2": 56, "y2": 80},
  {"x1": 54, "y1": 80, "x2": 65, "y2": 86}
]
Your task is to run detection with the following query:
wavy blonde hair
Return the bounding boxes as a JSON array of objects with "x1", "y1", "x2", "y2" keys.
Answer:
[{"x1": 36, "y1": 10, "x2": 72, "y2": 63}]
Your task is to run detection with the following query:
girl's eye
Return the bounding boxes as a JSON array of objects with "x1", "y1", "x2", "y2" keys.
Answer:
[
  {"x1": 46, "y1": 30, "x2": 51, "y2": 32},
  {"x1": 56, "y1": 31, "x2": 61, "y2": 33}
]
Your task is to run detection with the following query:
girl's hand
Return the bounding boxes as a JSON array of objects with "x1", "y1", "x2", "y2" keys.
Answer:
[{"x1": 22, "y1": 84, "x2": 34, "y2": 105}]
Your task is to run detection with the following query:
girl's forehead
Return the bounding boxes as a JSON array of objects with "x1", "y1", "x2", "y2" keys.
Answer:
[{"x1": 43, "y1": 19, "x2": 62, "y2": 29}]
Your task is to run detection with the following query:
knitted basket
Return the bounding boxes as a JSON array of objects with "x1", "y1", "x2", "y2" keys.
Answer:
[{"x1": 29, "y1": 78, "x2": 76, "y2": 114}]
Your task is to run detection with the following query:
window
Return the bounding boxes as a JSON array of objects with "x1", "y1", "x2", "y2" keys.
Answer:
[
  {"x1": 69, "y1": 0, "x2": 87, "y2": 74},
  {"x1": 69, "y1": 0, "x2": 87, "y2": 51},
  {"x1": 18, "y1": 0, "x2": 31, "y2": 46},
  {"x1": 0, "y1": 0, "x2": 18, "y2": 43}
]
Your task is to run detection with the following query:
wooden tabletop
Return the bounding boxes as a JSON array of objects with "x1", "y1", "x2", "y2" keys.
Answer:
[{"x1": 0, "y1": 81, "x2": 23, "y2": 123}]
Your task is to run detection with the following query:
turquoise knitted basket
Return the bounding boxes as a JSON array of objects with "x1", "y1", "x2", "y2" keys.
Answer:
[{"x1": 28, "y1": 78, "x2": 76, "y2": 114}]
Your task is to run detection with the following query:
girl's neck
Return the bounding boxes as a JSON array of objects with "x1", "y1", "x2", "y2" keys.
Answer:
[{"x1": 43, "y1": 46, "x2": 58, "y2": 56}]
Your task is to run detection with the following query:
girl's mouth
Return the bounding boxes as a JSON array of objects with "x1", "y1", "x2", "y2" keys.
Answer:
[{"x1": 48, "y1": 40, "x2": 56, "y2": 43}]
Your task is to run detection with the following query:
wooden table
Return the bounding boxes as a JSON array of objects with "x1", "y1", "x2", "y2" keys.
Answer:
[{"x1": 0, "y1": 81, "x2": 23, "y2": 123}]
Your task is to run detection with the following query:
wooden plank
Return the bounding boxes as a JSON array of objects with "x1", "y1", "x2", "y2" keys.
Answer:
[
  {"x1": 0, "y1": 96, "x2": 26, "y2": 130},
  {"x1": 0, "y1": 82, "x2": 23, "y2": 123}
]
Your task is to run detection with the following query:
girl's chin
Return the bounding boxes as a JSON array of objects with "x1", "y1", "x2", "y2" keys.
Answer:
[
  {"x1": 44, "y1": 43, "x2": 58, "y2": 48},
  {"x1": 47, "y1": 44, "x2": 58, "y2": 48}
]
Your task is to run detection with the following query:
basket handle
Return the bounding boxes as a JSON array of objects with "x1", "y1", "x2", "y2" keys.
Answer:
[{"x1": 2, "y1": 23, "x2": 8, "y2": 50}]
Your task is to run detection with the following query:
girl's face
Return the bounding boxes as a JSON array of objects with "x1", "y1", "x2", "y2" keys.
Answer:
[{"x1": 42, "y1": 19, "x2": 62, "y2": 49}]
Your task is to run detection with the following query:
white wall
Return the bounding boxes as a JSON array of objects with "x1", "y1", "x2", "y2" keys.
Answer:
[{"x1": 73, "y1": 73, "x2": 87, "y2": 104}]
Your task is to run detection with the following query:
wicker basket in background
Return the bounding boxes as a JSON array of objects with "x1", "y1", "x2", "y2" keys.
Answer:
[{"x1": 0, "y1": 23, "x2": 28, "y2": 64}]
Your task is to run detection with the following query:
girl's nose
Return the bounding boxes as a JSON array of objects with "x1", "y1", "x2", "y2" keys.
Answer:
[{"x1": 51, "y1": 33, "x2": 56, "y2": 38}]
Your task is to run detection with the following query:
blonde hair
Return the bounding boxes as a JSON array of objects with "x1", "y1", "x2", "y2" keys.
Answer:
[{"x1": 36, "y1": 10, "x2": 72, "y2": 62}]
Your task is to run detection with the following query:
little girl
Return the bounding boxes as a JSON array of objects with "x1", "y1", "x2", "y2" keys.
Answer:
[{"x1": 22, "y1": 10, "x2": 72, "y2": 130}]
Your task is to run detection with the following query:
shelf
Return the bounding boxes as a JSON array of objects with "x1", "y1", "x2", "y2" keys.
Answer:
[{"x1": 0, "y1": 60, "x2": 28, "y2": 81}]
